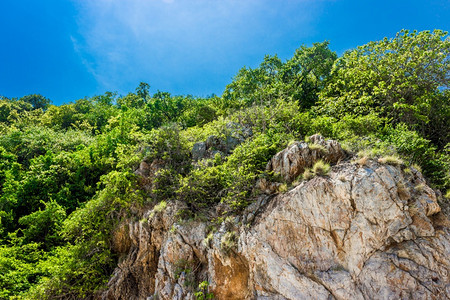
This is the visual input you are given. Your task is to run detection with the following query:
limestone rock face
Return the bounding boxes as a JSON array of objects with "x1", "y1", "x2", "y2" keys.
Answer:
[
  {"x1": 101, "y1": 141, "x2": 449, "y2": 300},
  {"x1": 241, "y1": 161, "x2": 447, "y2": 299},
  {"x1": 265, "y1": 134, "x2": 346, "y2": 183}
]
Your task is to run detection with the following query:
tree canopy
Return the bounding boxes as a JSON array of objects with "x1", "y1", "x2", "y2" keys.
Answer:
[
  {"x1": 320, "y1": 29, "x2": 449, "y2": 146},
  {"x1": 0, "y1": 29, "x2": 449, "y2": 299}
]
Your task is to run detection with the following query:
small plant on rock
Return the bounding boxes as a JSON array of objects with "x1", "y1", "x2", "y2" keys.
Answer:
[
  {"x1": 414, "y1": 183, "x2": 426, "y2": 192},
  {"x1": 378, "y1": 155, "x2": 403, "y2": 166},
  {"x1": 220, "y1": 231, "x2": 238, "y2": 253},
  {"x1": 355, "y1": 155, "x2": 369, "y2": 166},
  {"x1": 445, "y1": 190, "x2": 450, "y2": 199},
  {"x1": 302, "y1": 160, "x2": 331, "y2": 180},
  {"x1": 357, "y1": 149, "x2": 377, "y2": 159},
  {"x1": 302, "y1": 168, "x2": 314, "y2": 180},
  {"x1": 411, "y1": 163, "x2": 422, "y2": 173},
  {"x1": 338, "y1": 174, "x2": 347, "y2": 182},
  {"x1": 396, "y1": 182, "x2": 410, "y2": 199},
  {"x1": 202, "y1": 232, "x2": 214, "y2": 248},
  {"x1": 312, "y1": 160, "x2": 330, "y2": 176},
  {"x1": 403, "y1": 167, "x2": 412, "y2": 174},
  {"x1": 194, "y1": 281, "x2": 214, "y2": 300},
  {"x1": 308, "y1": 143, "x2": 328, "y2": 154},
  {"x1": 277, "y1": 183, "x2": 288, "y2": 193},
  {"x1": 148, "y1": 200, "x2": 167, "y2": 219}
]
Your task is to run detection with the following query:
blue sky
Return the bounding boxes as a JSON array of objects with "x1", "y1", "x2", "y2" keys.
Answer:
[{"x1": 0, "y1": 0, "x2": 448, "y2": 105}]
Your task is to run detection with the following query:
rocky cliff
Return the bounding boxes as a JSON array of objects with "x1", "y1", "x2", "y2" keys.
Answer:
[{"x1": 101, "y1": 137, "x2": 450, "y2": 300}]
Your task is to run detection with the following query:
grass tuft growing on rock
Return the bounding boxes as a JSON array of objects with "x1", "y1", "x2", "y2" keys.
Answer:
[
  {"x1": 355, "y1": 156, "x2": 369, "y2": 166},
  {"x1": 308, "y1": 143, "x2": 328, "y2": 153},
  {"x1": 302, "y1": 160, "x2": 331, "y2": 180},
  {"x1": 378, "y1": 155, "x2": 403, "y2": 166},
  {"x1": 302, "y1": 168, "x2": 314, "y2": 180},
  {"x1": 277, "y1": 183, "x2": 288, "y2": 193},
  {"x1": 312, "y1": 160, "x2": 331, "y2": 176},
  {"x1": 220, "y1": 231, "x2": 238, "y2": 253},
  {"x1": 414, "y1": 183, "x2": 426, "y2": 192},
  {"x1": 412, "y1": 163, "x2": 422, "y2": 173}
]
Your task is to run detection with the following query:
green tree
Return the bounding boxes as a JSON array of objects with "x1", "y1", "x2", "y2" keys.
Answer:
[
  {"x1": 19, "y1": 94, "x2": 51, "y2": 111},
  {"x1": 222, "y1": 42, "x2": 336, "y2": 110},
  {"x1": 222, "y1": 54, "x2": 283, "y2": 108},
  {"x1": 0, "y1": 99, "x2": 33, "y2": 124},
  {"x1": 280, "y1": 41, "x2": 337, "y2": 108},
  {"x1": 320, "y1": 29, "x2": 449, "y2": 147},
  {"x1": 19, "y1": 200, "x2": 66, "y2": 250},
  {"x1": 117, "y1": 93, "x2": 146, "y2": 109},
  {"x1": 136, "y1": 82, "x2": 150, "y2": 102},
  {"x1": 145, "y1": 92, "x2": 186, "y2": 129}
]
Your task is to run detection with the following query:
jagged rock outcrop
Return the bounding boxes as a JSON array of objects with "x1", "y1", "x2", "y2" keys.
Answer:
[
  {"x1": 134, "y1": 159, "x2": 165, "y2": 193},
  {"x1": 102, "y1": 139, "x2": 449, "y2": 300},
  {"x1": 258, "y1": 134, "x2": 346, "y2": 194},
  {"x1": 266, "y1": 134, "x2": 346, "y2": 183},
  {"x1": 192, "y1": 122, "x2": 253, "y2": 161}
]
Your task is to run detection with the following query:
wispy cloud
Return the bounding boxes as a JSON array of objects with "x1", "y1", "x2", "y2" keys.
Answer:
[
  {"x1": 70, "y1": 35, "x2": 99, "y2": 85},
  {"x1": 71, "y1": 0, "x2": 325, "y2": 96}
]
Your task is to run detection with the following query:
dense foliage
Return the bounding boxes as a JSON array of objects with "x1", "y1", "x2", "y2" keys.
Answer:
[{"x1": 0, "y1": 29, "x2": 448, "y2": 299}]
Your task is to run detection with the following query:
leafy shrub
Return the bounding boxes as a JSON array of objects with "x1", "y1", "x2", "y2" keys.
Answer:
[
  {"x1": 180, "y1": 101, "x2": 218, "y2": 128},
  {"x1": 29, "y1": 170, "x2": 143, "y2": 299},
  {"x1": 144, "y1": 125, "x2": 191, "y2": 174},
  {"x1": 18, "y1": 200, "x2": 66, "y2": 250},
  {"x1": 0, "y1": 29, "x2": 448, "y2": 299},
  {"x1": 177, "y1": 166, "x2": 228, "y2": 209},
  {"x1": 0, "y1": 241, "x2": 45, "y2": 299},
  {"x1": 319, "y1": 30, "x2": 449, "y2": 147},
  {"x1": 194, "y1": 281, "x2": 214, "y2": 300}
]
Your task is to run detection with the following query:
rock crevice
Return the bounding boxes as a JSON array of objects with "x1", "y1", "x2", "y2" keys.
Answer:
[{"x1": 102, "y1": 138, "x2": 449, "y2": 300}]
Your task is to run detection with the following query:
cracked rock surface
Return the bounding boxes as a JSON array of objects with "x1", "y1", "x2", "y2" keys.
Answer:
[
  {"x1": 101, "y1": 140, "x2": 449, "y2": 300},
  {"x1": 241, "y1": 160, "x2": 448, "y2": 299}
]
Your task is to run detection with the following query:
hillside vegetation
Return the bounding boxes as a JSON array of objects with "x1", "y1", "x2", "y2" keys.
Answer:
[{"x1": 0, "y1": 29, "x2": 449, "y2": 299}]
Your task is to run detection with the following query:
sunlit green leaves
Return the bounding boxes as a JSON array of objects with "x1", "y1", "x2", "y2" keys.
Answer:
[{"x1": 320, "y1": 29, "x2": 449, "y2": 146}]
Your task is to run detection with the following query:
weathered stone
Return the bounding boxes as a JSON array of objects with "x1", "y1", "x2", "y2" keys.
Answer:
[
  {"x1": 102, "y1": 145, "x2": 448, "y2": 300},
  {"x1": 265, "y1": 134, "x2": 346, "y2": 183},
  {"x1": 134, "y1": 159, "x2": 165, "y2": 193},
  {"x1": 192, "y1": 122, "x2": 253, "y2": 161},
  {"x1": 192, "y1": 142, "x2": 207, "y2": 161},
  {"x1": 256, "y1": 177, "x2": 282, "y2": 194}
]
